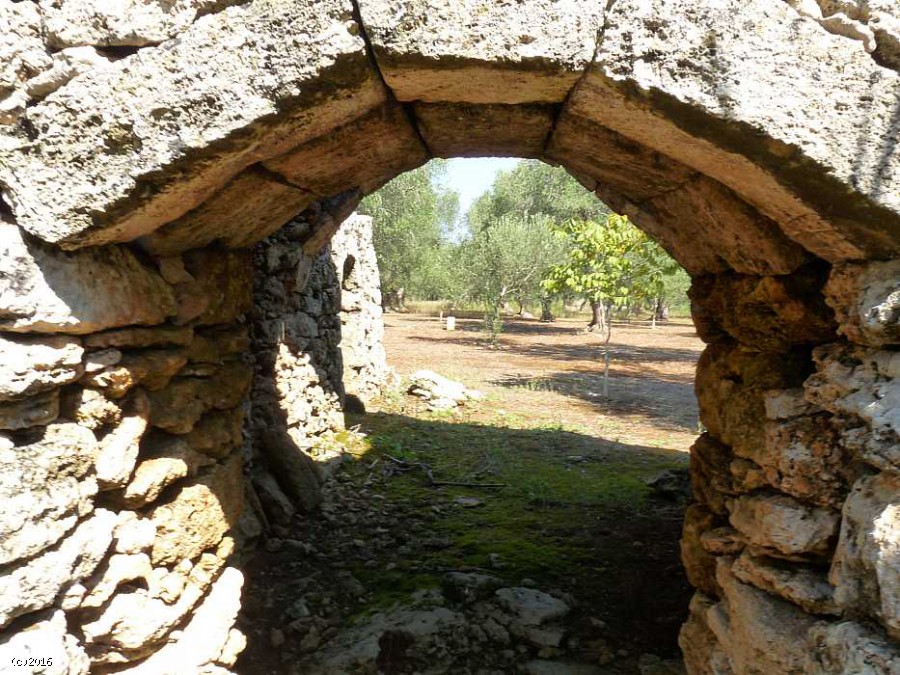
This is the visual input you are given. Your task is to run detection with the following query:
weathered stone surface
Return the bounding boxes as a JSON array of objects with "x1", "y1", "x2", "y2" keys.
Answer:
[
  {"x1": 612, "y1": 177, "x2": 809, "y2": 277},
  {"x1": 180, "y1": 249, "x2": 253, "y2": 326},
  {"x1": 147, "y1": 455, "x2": 243, "y2": 566},
  {"x1": 829, "y1": 472, "x2": 900, "y2": 639},
  {"x1": 729, "y1": 493, "x2": 840, "y2": 558},
  {"x1": 183, "y1": 407, "x2": 245, "y2": 460},
  {"x1": 1, "y1": 0, "x2": 384, "y2": 248},
  {"x1": 0, "y1": 509, "x2": 116, "y2": 629},
  {"x1": 700, "y1": 527, "x2": 745, "y2": 557},
  {"x1": 265, "y1": 103, "x2": 428, "y2": 197},
  {"x1": 0, "y1": 222, "x2": 176, "y2": 333},
  {"x1": 95, "y1": 390, "x2": 150, "y2": 489},
  {"x1": 764, "y1": 388, "x2": 821, "y2": 421},
  {"x1": 825, "y1": 260, "x2": 900, "y2": 346},
  {"x1": 39, "y1": 0, "x2": 245, "y2": 48},
  {"x1": 681, "y1": 504, "x2": 723, "y2": 597},
  {"x1": 688, "y1": 267, "x2": 835, "y2": 351},
  {"x1": 494, "y1": 587, "x2": 570, "y2": 626},
  {"x1": 417, "y1": 103, "x2": 554, "y2": 159},
  {"x1": 0, "y1": 423, "x2": 98, "y2": 566},
  {"x1": 0, "y1": 390, "x2": 59, "y2": 430},
  {"x1": 0, "y1": 610, "x2": 90, "y2": 675},
  {"x1": 755, "y1": 415, "x2": 849, "y2": 509},
  {"x1": 678, "y1": 593, "x2": 732, "y2": 675},
  {"x1": 251, "y1": 469, "x2": 297, "y2": 526},
  {"x1": 707, "y1": 558, "x2": 821, "y2": 674},
  {"x1": 806, "y1": 343, "x2": 900, "y2": 472},
  {"x1": 81, "y1": 538, "x2": 233, "y2": 664},
  {"x1": 0, "y1": 334, "x2": 83, "y2": 401},
  {"x1": 358, "y1": 0, "x2": 604, "y2": 104},
  {"x1": 60, "y1": 387, "x2": 123, "y2": 432},
  {"x1": 806, "y1": 619, "x2": 900, "y2": 674},
  {"x1": 694, "y1": 341, "x2": 811, "y2": 457},
  {"x1": 121, "y1": 567, "x2": 245, "y2": 674},
  {"x1": 83, "y1": 349, "x2": 187, "y2": 399},
  {"x1": 732, "y1": 552, "x2": 839, "y2": 616},
  {"x1": 23, "y1": 46, "x2": 111, "y2": 101},
  {"x1": 116, "y1": 436, "x2": 214, "y2": 508},
  {"x1": 0, "y1": 1, "x2": 51, "y2": 123},
  {"x1": 148, "y1": 364, "x2": 252, "y2": 434},
  {"x1": 84, "y1": 325, "x2": 194, "y2": 350},
  {"x1": 689, "y1": 433, "x2": 733, "y2": 516},
  {"x1": 572, "y1": 0, "x2": 900, "y2": 260}
]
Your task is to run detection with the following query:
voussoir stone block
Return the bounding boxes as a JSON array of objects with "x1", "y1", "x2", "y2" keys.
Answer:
[
  {"x1": 0, "y1": 0, "x2": 385, "y2": 248},
  {"x1": 265, "y1": 103, "x2": 428, "y2": 197},
  {"x1": 0, "y1": 221, "x2": 176, "y2": 333},
  {"x1": 569, "y1": 0, "x2": 900, "y2": 261},
  {"x1": 358, "y1": 0, "x2": 604, "y2": 104}
]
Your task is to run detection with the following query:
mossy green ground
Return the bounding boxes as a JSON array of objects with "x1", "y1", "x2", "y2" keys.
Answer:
[{"x1": 340, "y1": 398, "x2": 691, "y2": 652}]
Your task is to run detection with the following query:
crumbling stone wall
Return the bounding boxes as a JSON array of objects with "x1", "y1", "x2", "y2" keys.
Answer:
[
  {"x1": 0, "y1": 1, "x2": 898, "y2": 673},
  {"x1": 331, "y1": 213, "x2": 393, "y2": 410}
]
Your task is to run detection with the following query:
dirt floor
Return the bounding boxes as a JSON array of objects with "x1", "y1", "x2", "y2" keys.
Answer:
[{"x1": 237, "y1": 315, "x2": 704, "y2": 675}]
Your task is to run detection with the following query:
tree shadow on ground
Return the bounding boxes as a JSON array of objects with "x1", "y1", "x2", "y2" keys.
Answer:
[{"x1": 492, "y1": 368, "x2": 699, "y2": 432}]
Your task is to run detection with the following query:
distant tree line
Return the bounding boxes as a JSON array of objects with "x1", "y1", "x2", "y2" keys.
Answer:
[{"x1": 358, "y1": 159, "x2": 690, "y2": 343}]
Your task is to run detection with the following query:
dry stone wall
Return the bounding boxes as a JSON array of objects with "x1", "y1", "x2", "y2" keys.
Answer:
[{"x1": 0, "y1": 0, "x2": 898, "y2": 672}]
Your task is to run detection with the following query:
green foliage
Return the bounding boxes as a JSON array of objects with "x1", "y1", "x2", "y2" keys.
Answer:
[
  {"x1": 542, "y1": 214, "x2": 689, "y2": 315},
  {"x1": 358, "y1": 160, "x2": 460, "y2": 304}
]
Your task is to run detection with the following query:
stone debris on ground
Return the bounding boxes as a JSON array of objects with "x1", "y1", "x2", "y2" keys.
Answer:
[
  {"x1": 407, "y1": 370, "x2": 485, "y2": 411},
  {"x1": 237, "y1": 459, "x2": 686, "y2": 675}
]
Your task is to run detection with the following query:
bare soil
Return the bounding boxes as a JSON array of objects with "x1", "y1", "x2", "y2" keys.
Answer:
[{"x1": 237, "y1": 315, "x2": 704, "y2": 674}]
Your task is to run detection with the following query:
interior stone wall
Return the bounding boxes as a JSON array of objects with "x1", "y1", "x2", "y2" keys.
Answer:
[{"x1": 0, "y1": 1, "x2": 898, "y2": 673}]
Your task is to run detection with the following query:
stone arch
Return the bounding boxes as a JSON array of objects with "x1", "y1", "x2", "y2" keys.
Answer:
[{"x1": 0, "y1": 1, "x2": 898, "y2": 673}]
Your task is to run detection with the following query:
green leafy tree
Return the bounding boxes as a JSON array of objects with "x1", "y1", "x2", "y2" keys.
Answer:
[
  {"x1": 358, "y1": 161, "x2": 459, "y2": 308},
  {"x1": 461, "y1": 212, "x2": 566, "y2": 344}
]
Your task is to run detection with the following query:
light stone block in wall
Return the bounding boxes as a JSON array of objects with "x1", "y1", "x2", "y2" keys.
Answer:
[
  {"x1": 0, "y1": 221, "x2": 175, "y2": 334},
  {"x1": 0, "y1": 424, "x2": 99, "y2": 567},
  {"x1": 806, "y1": 619, "x2": 900, "y2": 673},
  {"x1": 0, "y1": 610, "x2": 90, "y2": 675},
  {"x1": 728, "y1": 493, "x2": 840, "y2": 558},
  {"x1": 707, "y1": 558, "x2": 821, "y2": 674},
  {"x1": 147, "y1": 455, "x2": 243, "y2": 566},
  {"x1": 416, "y1": 103, "x2": 555, "y2": 159},
  {"x1": 0, "y1": 1, "x2": 51, "y2": 123},
  {"x1": 569, "y1": 0, "x2": 900, "y2": 260},
  {"x1": 826, "y1": 260, "x2": 900, "y2": 347},
  {"x1": 265, "y1": 103, "x2": 428, "y2": 197},
  {"x1": 0, "y1": 510, "x2": 116, "y2": 629},
  {"x1": 0, "y1": 334, "x2": 83, "y2": 401},
  {"x1": 357, "y1": 0, "x2": 604, "y2": 103},
  {"x1": 829, "y1": 472, "x2": 900, "y2": 640},
  {"x1": 0, "y1": 0, "x2": 385, "y2": 248}
]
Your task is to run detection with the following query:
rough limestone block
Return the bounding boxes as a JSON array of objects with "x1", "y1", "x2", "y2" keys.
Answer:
[
  {"x1": 122, "y1": 567, "x2": 245, "y2": 674},
  {"x1": 0, "y1": 424, "x2": 99, "y2": 566},
  {"x1": 568, "y1": 0, "x2": 900, "y2": 261},
  {"x1": 826, "y1": 260, "x2": 900, "y2": 347},
  {"x1": 731, "y1": 551, "x2": 839, "y2": 616},
  {"x1": 0, "y1": 509, "x2": 116, "y2": 629},
  {"x1": 358, "y1": 0, "x2": 604, "y2": 103},
  {"x1": 0, "y1": 0, "x2": 385, "y2": 248},
  {"x1": 39, "y1": 0, "x2": 246, "y2": 48},
  {"x1": 138, "y1": 168, "x2": 317, "y2": 256},
  {"x1": 115, "y1": 436, "x2": 214, "y2": 508},
  {"x1": 0, "y1": 610, "x2": 90, "y2": 675},
  {"x1": 728, "y1": 493, "x2": 840, "y2": 557},
  {"x1": 265, "y1": 103, "x2": 428, "y2": 197},
  {"x1": 147, "y1": 455, "x2": 243, "y2": 566},
  {"x1": 0, "y1": 221, "x2": 175, "y2": 333},
  {"x1": 0, "y1": 390, "x2": 60, "y2": 431},
  {"x1": 94, "y1": 390, "x2": 150, "y2": 489},
  {"x1": 148, "y1": 364, "x2": 252, "y2": 435},
  {"x1": 806, "y1": 619, "x2": 900, "y2": 673},
  {"x1": 416, "y1": 103, "x2": 555, "y2": 159},
  {"x1": 707, "y1": 558, "x2": 821, "y2": 674},
  {"x1": 829, "y1": 472, "x2": 900, "y2": 640},
  {"x1": 0, "y1": 334, "x2": 83, "y2": 401},
  {"x1": 678, "y1": 593, "x2": 731, "y2": 675},
  {"x1": 0, "y1": 1, "x2": 51, "y2": 123}
]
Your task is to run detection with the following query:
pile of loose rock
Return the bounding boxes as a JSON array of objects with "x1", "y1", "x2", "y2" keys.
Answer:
[{"x1": 407, "y1": 370, "x2": 485, "y2": 411}]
